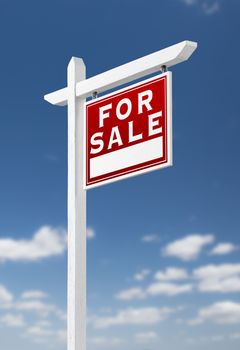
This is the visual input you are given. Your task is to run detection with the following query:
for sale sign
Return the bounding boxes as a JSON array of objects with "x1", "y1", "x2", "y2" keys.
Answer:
[{"x1": 84, "y1": 72, "x2": 172, "y2": 189}]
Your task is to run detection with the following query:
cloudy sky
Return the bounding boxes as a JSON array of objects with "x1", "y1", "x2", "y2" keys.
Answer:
[{"x1": 0, "y1": 0, "x2": 240, "y2": 349}]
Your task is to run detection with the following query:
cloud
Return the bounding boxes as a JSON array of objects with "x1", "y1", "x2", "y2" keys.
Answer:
[
  {"x1": 181, "y1": 0, "x2": 220, "y2": 15},
  {"x1": 190, "y1": 301, "x2": 240, "y2": 325},
  {"x1": 21, "y1": 290, "x2": 48, "y2": 300},
  {"x1": 0, "y1": 284, "x2": 65, "y2": 320},
  {"x1": 202, "y1": 1, "x2": 220, "y2": 14},
  {"x1": 135, "y1": 331, "x2": 159, "y2": 343},
  {"x1": 193, "y1": 264, "x2": 240, "y2": 293},
  {"x1": 134, "y1": 269, "x2": 151, "y2": 281},
  {"x1": 230, "y1": 332, "x2": 240, "y2": 340},
  {"x1": 210, "y1": 243, "x2": 238, "y2": 255},
  {"x1": 147, "y1": 282, "x2": 193, "y2": 296},
  {"x1": 0, "y1": 225, "x2": 96, "y2": 264},
  {"x1": 115, "y1": 287, "x2": 146, "y2": 301},
  {"x1": 0, "y1": 285, "x2": 67, "y2": 347},
  {"x1": 24, "y1": 323, "x2": 66, "y2": 345},
  {"x1": 88, "y1": 336, "x2": 123, "y2": 347},
  {"x1": 92, "y1": 307, "x2": 174, "y2": 329},
  {"x1": 0, "y1": 313, "x2": 25, "y2": 327},
  {"x1": 0, "y1": 226, "x2": 67, "y2": 262},
  {"x1": 162, "y1": 234, "x2": 214, "y2": 261},
  {"x1": 15, "y1": 300, "x2": 57, "y2": 317},
  {"x1": 87, "y1": 227, "x2": 96, "y2": 240},
  {"x1": 0, "y1": 285, "x2": 13, "y2": 306},
  {"x1": 141, "y1": 234, "x2": 160, "y2": 243},
  {"x1": 155, "y1": 267, "x2": 189, "y2": 281}
]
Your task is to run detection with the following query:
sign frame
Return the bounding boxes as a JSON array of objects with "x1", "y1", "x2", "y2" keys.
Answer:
[{"x1": 84, "y1": 71, "x2": 172, "y2": 190}]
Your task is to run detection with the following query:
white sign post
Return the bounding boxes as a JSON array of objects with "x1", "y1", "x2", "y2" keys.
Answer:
[{"x1": 44, "y1": 40, "x2": 197, "y2": 350}]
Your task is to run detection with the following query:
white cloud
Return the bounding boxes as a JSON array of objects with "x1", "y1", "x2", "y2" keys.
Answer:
[
  {"x1": 210, "y1": 243, "x2": 238, "y2": 255},
  {"x1": 116, "y1": 272, "x2": 192, "y2": 300},
  {"x1": 202, "y1": 1, "x2": 220, "y2": 14},
  {"x1": 0, "y1": 225, "x2": 96, "y2": 263},
  {"x1": 135, "y1": 331, "x2": 158, "y2": 343},
  {"x1": 134, "y1": 269, "x2": 151, "y2": 281},
  {"x1": 182, "y1": 0, "x2": 197, "y2": 4},
  {"x1": 115, "y1": 287, "x2": 146, "y2": 301},
  {"x1": 0, "y1": 313, "x2": 25, "y2": 327},
  {"x1": 92, "y1": 307, "x2": 174, "y2": 329},
  {"x1": 21, "y1": 290, "x2": 48, "y2": 300},
  {"x1": 87, "y1": 227, "x2": 96, "y2": 240},
  {"x1": 141, "y1": 234, "x2": 160, "y2": 243},
  {"x1": 0, "y1": 285, "x2": 13, "y2": 306},
  {"x1": 193, "y1": 264, "x2": 240, "y2": 293},
  {"x1": 162, "y1": 234, "x2": 214, "y2": 261},
  {"x1": 0, "y1": 226, "x2": 67, "y2": 262},
  {"x1": 181, "y1": 0, "x2": 220, "y2": 15},
  {"x1": 26, "y1": 325, "x2": 55, "y2": 337},
  {"x1": 15, "y1": 300, "x2": 57, "y2": 317},
  {"x1": 155, "y1": 267, "x2": 188, "y2": 281},
  {"x1": 190, "y1": 301, "x2": 240, "y2": 325},
  {"x1": 147, "y1": 282, "x2": 193, "y2": 296},
  {"x1": 25, "y1": 324, "x2": 67, "y2": 344},
  {"x1": 0, "y1": 284, "x2": 66, "y2": 322},
  {"x1": 88, "y1": 336, "x2": 123, "y2": 347},
  {"x1": 230, "y1": 332, "x2": 240, "y2": 340}
]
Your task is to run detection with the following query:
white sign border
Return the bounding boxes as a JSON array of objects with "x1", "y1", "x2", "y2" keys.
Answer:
[{"x1": 84, "y1": 71, "x2": 172, "y2": 190}]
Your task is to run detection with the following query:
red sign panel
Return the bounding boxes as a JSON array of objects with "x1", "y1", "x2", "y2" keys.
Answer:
[{"x1": 84, "y1": 72, "x2": 172, "y2": 189}]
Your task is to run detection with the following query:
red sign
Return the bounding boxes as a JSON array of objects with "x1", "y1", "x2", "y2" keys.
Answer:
[{"x1": 84, "y1": 72, "x2": 172, "y2": 189}]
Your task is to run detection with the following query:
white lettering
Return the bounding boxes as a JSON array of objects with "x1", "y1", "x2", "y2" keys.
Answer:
[
  {"x1": 116, "y1": 98, "x2": 132, "y2": 120},
  {"x1": 108, "y1": 126, "x2": 123, "y2": 149},
  {"x1": 90, "y1": 132, "x2": 104, "y2": 154},
  {"x1": 138, "y1": 90, "x2": 153, "y2": 114},
  {"x1": 99, "y1": 103, "x2": 112, "y2": 128},
  {"x1": 148, "y1": 111, "x2": 162, "y2": 136}
]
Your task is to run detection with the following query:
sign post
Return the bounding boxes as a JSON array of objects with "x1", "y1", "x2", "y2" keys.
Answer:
[
  {"x1": 44, "y1": 40, "x2": 197, "y2": 350},
  {"x1": 67, "y1": 58, "x2": 86, "y2": 350}
]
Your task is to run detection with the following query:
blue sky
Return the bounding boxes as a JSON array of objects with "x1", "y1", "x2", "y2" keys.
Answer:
[{"x1": 0, "y1": 0, "x2": 240, "y2": 349}]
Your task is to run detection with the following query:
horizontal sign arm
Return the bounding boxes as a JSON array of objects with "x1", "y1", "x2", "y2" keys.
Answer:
[{"x1": 44, "y1": 40, "x2": 197, "y2": 106}]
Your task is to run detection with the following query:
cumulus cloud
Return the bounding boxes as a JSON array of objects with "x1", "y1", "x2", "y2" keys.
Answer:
[
  {"x1": 87, "y1": 227, "x2": 96, "y2": 240},
  {"x1": 0, "y1": 285, "x2": 13, "y2": 307},
  {"x1": 155, "y1": 267, "x2": 189, "y2": 281},
  {"x1": 147, "y1": 282, "x2": 193, "y2": 296},
  {"x1": 92, "y1": 307, "x2": 174, "y2": 329},
  {"x1": 135, "y1": 331, "x2": 158, "y2": 343},
  {"x1": 21, "y1": 290, "x2": 48, "y2": 300},
  {"x1": 194, "y1": 264, "x2": 240, "y2": 293},
  {"x1": 141, "y1": 234, "x2": 160, "y2": 243},
  {"x1": 0, "y1": 284, "x2": 66, "y2": 322},
  {"x1": 0, "y1": 313, "x2": 25, "y2": 327},
  {"x1": 190, "y1": 301, "x2": 240, "y2": 325},
  {"x1": 0, "y1": 225, "x2": 96, "y2": 262},
  {"x1": 0, "y1": 225, "x2": 96, "y2": 264},
  {"x1": 162, "y1": 234, "x2": 214, "y2": 261},
  {"x1": 25, "y1": 323, "x2": 66, "y2": 345},
  {"x1": 181, "y1": 0, "x2": 220, "y2": 15},
  {"x1": 210, "y1": 243, "x2": 238, "y2": 255},
  {"x1": 0, "y1": 226, "x2": 67, "y2": 262},
  {"x1": 88, "y1": 336, "x2": 123, "y2": 347},
  {"x1": 115, "y1": 288, "x2": 146, "y2": 301},
  {"x1": 134, "y1": 269, "x2": 151, "y2": 281},
  {"x1": 15, "y1": 300, "x2": 57, "y2": 317},
  {"x1": 230, "y1": 332, "x2": 240, "y2": 340},
  {"x1": 0, "y1": 285, "x2": 66, "y2": 346}
]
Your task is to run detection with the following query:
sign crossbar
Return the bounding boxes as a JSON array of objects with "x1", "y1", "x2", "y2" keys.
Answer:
[{"x1": 44, "y1": 40, "x2": 197, "y2": 106}]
